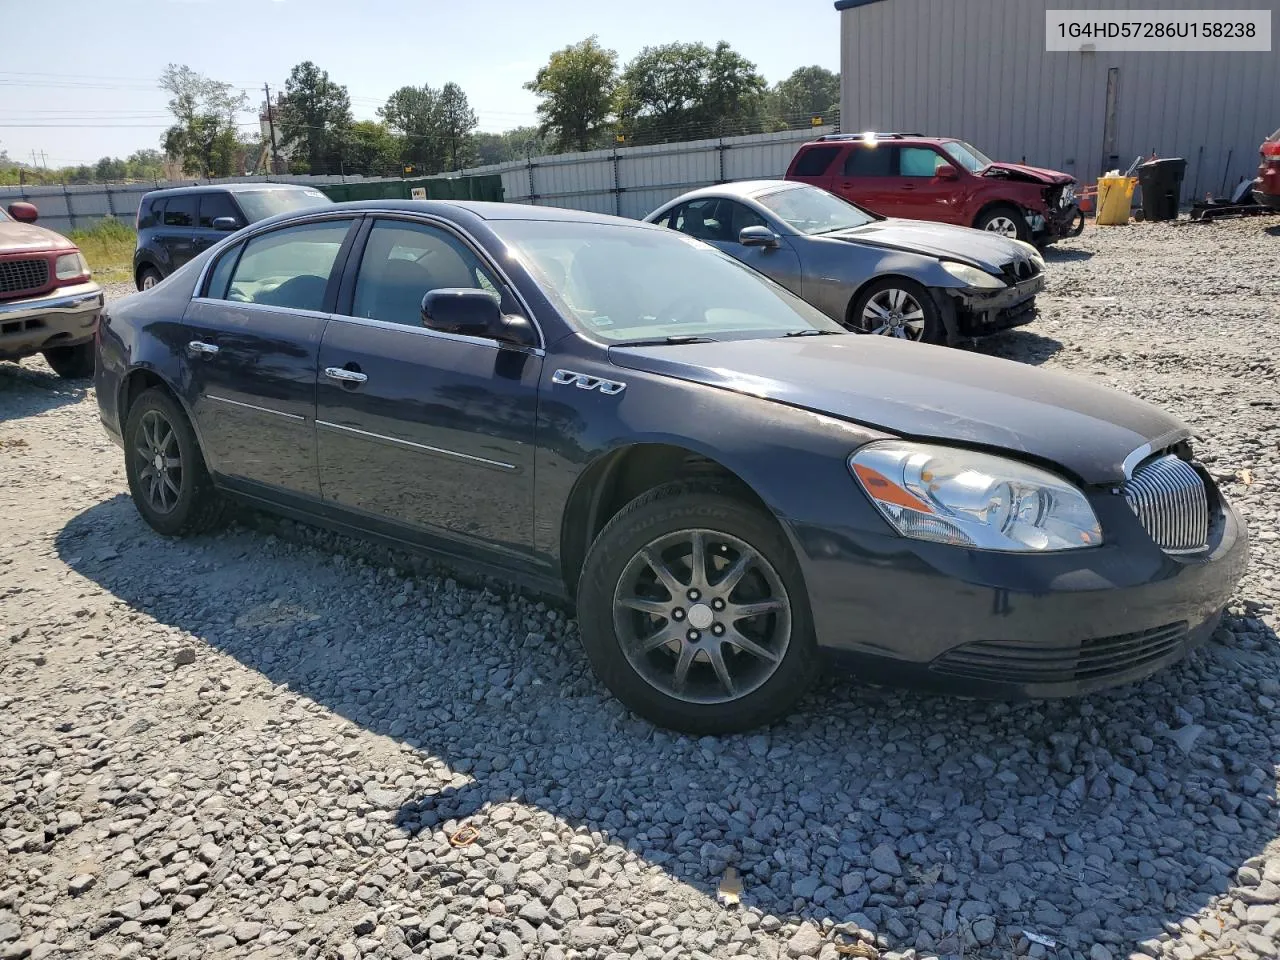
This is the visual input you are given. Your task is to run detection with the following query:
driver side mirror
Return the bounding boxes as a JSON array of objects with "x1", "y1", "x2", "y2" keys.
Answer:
[
  {"x1": 212, "y1": 216, "x2": 241, "y2": 232},
  {"x1": 7, "y1": 201, "x2": 38, "y2": 223},
  {"x1": 421, "y1": 288, "x2": 536, "y2": 347},
  {"x1": 739, "y1": 225, "x2": 780, "y2": 248},
  {"x1": 935, "y1": 164, "x2": 959, "y2": 180}
]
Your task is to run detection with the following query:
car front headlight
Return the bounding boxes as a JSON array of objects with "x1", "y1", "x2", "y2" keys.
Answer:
[
  {"x1": 941, "y1": 261, "x2": 1005, "y2": 289},
  {"x1": 55, "y1": 251, "x2": 89, "y2": 280},
  {"x1": 849, "y1": 441, "x2": 1102, "y2": 552}
]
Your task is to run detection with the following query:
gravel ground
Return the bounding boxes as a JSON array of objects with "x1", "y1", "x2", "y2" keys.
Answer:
[{"x1": 2, "y1": 218, "x2": 1279, "y2": 960}]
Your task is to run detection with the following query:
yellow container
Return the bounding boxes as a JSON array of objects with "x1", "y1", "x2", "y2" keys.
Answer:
[{"x1": 1096, "y1": 175, "x2": 1137, "y2": 225}]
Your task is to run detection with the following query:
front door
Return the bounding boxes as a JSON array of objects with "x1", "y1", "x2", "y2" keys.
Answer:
[
  {"x1": 193, "y1": 192, "x2": 245, "y2": 260},
  {"x1": 183, "y1": 216, "x2": 357, "y2": 498},
  {"x1": 316, "y1": 217, "x2": 540, "y2": 560},
  {"x1": 893, "y1": 146, "x2": 965, "y2": 223},
  {"x1": 691, "y1": 200, "x2": 805, "y2": 297}
]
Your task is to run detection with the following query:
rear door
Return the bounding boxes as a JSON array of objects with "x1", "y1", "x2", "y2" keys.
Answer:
[
  {"x1": 155, "y1": 193, "x2": 198, "y2": 274},
  {"x1": 182, "y1": 216, "x2": 359, "y2": 499},
  {"x1": 829, "y1": 143, "x2": 900, "y2": 215},
  {"x1": 193, "y1": 191, "x2": 245, "y2": 259},
  {"x1": 315, "y1": 216, "x2": 541, "y2": 559}
]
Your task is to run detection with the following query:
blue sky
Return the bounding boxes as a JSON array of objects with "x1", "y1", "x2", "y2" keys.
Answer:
[{"x1": 1, "y1": 0, "x2": 841, "y2": 167}]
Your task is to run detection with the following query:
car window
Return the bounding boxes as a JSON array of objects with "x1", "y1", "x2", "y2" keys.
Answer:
[
  {"x1": 222, "y1": 220, "x2": 350, "y2": 311},
  {"x1": 671, "y1": 198, "x2": 733, "y2": 243},
  {"x1": 842, "y1": 146, "x2": 894, "y2": 177},
  {"x1": 757, "y1": 184, "x2": 876, "y2": 235},
  {"x1": 900, "y1": 147, "x2": 947, "y2": 177},
  {"x1": 724, "y1": 201, "x2": 767, "y2": 239},
  {"x1": 792, "y1": 145, "x2": 841, "y2": 177},
  {"x1": 198, "y1": 193, "x2": 242, "y2": 229},
  {"x1": 162, "y1": 195, "x2": 196, "y2": 227},
  {"x1": 235, "y1": 188, "x2": 332, "y2": 223},
  {"x1": 204, "y1": 241, "x2": 243, "y2": 299},
  {"x1": 138, "y1": 197, "x2": 163, "y2": 229},
  {"x1": 492, "y1": 218, "x2": 844, "y2": 343},
  {"x1": 352, "y1": 220, "x2": 511, "y2": 327}
]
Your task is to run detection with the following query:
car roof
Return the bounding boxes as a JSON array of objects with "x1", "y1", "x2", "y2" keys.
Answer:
[
  {"x1": 802, "y1": 134, "x2": 956, "y2": 148},
  {"x1": 651, "y1": 180, "x2": 806, "y2": 208},
  {"x1": 319, "y1": 199, "x2": 665, "y2": 227},
  {"x1": 141, "y1": 183, "x2": 326, "y2": 198}
]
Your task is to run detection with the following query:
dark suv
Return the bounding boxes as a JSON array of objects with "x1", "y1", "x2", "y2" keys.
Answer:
[
  {"x1": 786, "y1": 134, "x2": 1083, "y2": 246},
  {"x1": 133, "y1": 183, "x2": 331, "y2": 290}
]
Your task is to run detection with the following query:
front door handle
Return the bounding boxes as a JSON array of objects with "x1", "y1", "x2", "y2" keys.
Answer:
[
  {"x1": 324, "y1": 366, "x2": 368, "y2": 384},
  {"x1": 900, "y1": 184, "x2": 917, "y2": 190},
  {"x1": 187, "y1": 341, "x2": 219, "y2": 356}
]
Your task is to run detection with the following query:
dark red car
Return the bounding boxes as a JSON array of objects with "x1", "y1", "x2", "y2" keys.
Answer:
[
  {"x1": 1253, "y1": 126, "x2": 1280, "y2": 211},
  {"x1": 786, "y1": 133, "x2": 1083, "y2": 246}
]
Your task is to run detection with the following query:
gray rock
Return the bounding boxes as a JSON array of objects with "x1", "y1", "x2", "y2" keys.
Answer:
[
  {"x1": 232, "y1": 922, "x2": 263, "y2": 943},
  {"x1": 786, "y1": 922, "x2": 824, "y2": 958},
  {"x1": 67, "y1": 875, "x2": 95, "y2": 896}
]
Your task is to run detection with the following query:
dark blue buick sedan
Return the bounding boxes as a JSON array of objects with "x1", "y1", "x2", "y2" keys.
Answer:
[{"x1": 95, "y1": 200, "x2": 1248, "y2": 734}]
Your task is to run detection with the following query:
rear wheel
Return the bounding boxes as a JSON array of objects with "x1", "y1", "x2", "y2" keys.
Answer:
[
  {"x1": 975, "y1": 204, "x2": 1031, "y2": 241},
  {"x1": 577, "y1": 481, "x2": 820, "y2": 735},
  {"x1": 42, "y1": 342, "x2": 95, "y2": 379},
  {"x1": 847, "y1": 277, "x2": 943, "y2": 344},
  {"x1": 137, "y1": 266, "x2": 162, "y2": 292},
  {"x1": 124, "y1": 387, "x2": 226, "y2": 536}
]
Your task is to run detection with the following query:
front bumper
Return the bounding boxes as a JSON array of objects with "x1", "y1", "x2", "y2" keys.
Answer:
[
  {"x1": 0, "y1": 282, "x2": 103, "y2": 361},
  {"x1": 792, "y1": 493, "x2": 1249, "y2": 699},
  {"x1": 944, "y1": 273, "x2": 1045, "y2": 338},
  {"x1": 1251, "y1": 186, "x2": 1280, "y2": 211},
  {"x1": 1034, "y1": 201, "x2": 1084, "y2": 242}
]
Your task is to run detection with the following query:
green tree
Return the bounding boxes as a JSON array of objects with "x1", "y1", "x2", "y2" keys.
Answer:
[
  {"x1": 473, "y1": 126, "x2": 550, "y2": 165},
  {"x1": 342, "y1": 120, "x2": 403, "y2": 176},
  {"x1": 158, "y1": 64, "x2": 249, "y2": 177},
  {"x1": 525, "y1": 37, "x2": 618, "y2": 152},
  {"x1": 618, "y1": 41, "x2": 766, "y2": 144},
  {"x1": 125, "y1": 149, "x2": 166, "y2": 180},
  {"x1": 438, "y1": 82, "x2": 478, "y2": 170},
  {"x1": 276, "y1": 61, "x2": 353, "y2": 175},
  {"x1": 379, "y1": 84, "x2": 446, "y2": 173},
  {"x1": 770, "y1": 66, "x2": 840, "y2": 128},
  {"x1": 93, "y1": 156, "x2": 128, "y2": 181}
]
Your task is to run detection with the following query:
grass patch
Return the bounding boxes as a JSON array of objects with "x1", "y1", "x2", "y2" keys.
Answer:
[{"x1": 69, "y1": 217, "x2": 135, "y2": 284}]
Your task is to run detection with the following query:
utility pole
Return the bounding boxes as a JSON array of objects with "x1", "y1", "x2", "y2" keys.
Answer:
[{"x1": 263, "y1": 83, "x2": 282, "y2": 174}]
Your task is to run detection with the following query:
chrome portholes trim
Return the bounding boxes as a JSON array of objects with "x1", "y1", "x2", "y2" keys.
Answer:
[
  {"x1": 553, "y1": 369, "x2": 627, "y2": 395},
  {"x1": 315, "y1": 420, "x2": 517, "y2": 471}
]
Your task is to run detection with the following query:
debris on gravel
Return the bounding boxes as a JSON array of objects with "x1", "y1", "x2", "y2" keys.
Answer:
[{"x1": 1, "y1": 218, "x2": 1278, "y2": 960}]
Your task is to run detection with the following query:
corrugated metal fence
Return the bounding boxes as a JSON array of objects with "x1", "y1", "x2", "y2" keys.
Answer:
[
  {"x1": 464, "y1": 126, "x2": 835, "y2": 220},
  {"x1": 0, "y1": 127, "x2": 828, "y2": 234}
]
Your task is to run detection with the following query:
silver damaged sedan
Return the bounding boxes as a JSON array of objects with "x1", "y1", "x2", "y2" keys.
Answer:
[{"x1": 645, "y1": 180, "x2": 1045, "y2": 346}]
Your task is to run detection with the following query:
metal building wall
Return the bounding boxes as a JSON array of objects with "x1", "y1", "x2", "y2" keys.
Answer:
[{"x1": 839, "y1": 0, "x2": 1278, "y2": 200}]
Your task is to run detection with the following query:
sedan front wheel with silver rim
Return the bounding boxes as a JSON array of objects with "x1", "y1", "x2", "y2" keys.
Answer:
[
  {"x1": 849, "y1": 277, "x2": 943, "y2": 345},
  {"x1": 577, "y1": 480, "x2": 820, "y2": 734}
]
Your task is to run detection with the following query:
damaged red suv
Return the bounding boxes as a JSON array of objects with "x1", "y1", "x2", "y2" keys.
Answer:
[
  {"x1": 1253, "y1": 126, "x2": 1280, "y2": 211},
  {"x1": 786, "y1": 133, "x2": 1083, "y2": 246}
]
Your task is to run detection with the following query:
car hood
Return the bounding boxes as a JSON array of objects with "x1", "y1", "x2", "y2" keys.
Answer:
[
  {"x1": 828, "y1": 218, "x2": 1026, "y2": 272},
  {"x1": 0, "y1": 219, "x2": 75, "y2": 253},
  {"x1": 983, "y1": 161, "x2": 1074, "y2": 185},
  {"x1": 608, "y1": 336, "x2": 1188, "y2": 484}
]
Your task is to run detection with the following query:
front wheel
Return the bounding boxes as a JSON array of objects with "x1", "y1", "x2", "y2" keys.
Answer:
[
  {"x1": 123, "y1": 387, "x2": 226, "y2": 536},
  {"x1": 847, "y1": 277, "x2": 943, "y2": 344},
  {"x1": 42, "y1": 342, "x2": 95, "y2": 379},
  {"x1": 137, "y1": 266, "x2": 162, "y2": 292},
  {"x1": 577, "y1": 481, "x2": 820, "y2": 735},
  {"x1": 974, "y1": 204, "x2": 1032, "y2": 241}
]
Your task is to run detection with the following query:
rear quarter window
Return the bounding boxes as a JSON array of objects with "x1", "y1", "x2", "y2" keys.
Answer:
[{"x1": 792, "y1": 146, "x2": 841, "y2": 177}]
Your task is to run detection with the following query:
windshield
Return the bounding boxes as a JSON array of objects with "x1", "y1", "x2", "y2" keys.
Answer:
[
  {"x1": 942, "y1": 140, "x2": 994, "y2": 172},
  {"x1": 235, "y1": 188, "x2": 332, "y2": 222},
  {"x1": 491, "y1": 219, "x2": 845, "y2": 344},
  {"x1": 756, "y1": 185, "x2": 876, "y2": 235}
]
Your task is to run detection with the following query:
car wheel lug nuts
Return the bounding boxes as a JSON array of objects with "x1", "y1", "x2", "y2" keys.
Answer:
[
  {"x1": 713, "y1": 624, "x2": 724, "y2": 636},
  {"x1": 672, "y1": 609, "x2": 684, "y2": 621},
  {"x1": 688, "y1": 589, "x2": 700, "y2": 601},
  {"x1": 688, "y1": 630, "x2": 700, "y2": 641}
]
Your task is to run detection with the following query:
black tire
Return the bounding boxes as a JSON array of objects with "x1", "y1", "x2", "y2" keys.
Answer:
[
  {"x1": 847, "y1": 276, "x2": 944, "y2": 344},
  {"x1": 577, "y1": 480, "x2": 820, "y2": 735},
  {"x1": 974, "y1": 204, "x2": 1032, "y2": 242},
  {"x1": 123, "y1": 387, "x2": 226, "y2": 537},
  {"x1": 42, "y1": 342, "x2": 95, "y2": 379},
  {"x1": 137, "y1": 266, "x2": 162, "y2": 292}
]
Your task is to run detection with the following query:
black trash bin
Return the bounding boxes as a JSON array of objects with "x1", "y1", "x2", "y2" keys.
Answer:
[{"x1": 1138, "y1": 158, "x2": 1187, "y2": 221}]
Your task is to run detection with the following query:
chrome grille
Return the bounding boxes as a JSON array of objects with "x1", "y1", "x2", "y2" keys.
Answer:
[
  {"x1": 1122, "y1": 454, "x2": 1209, "y2": 554},
  {"x1": 0, "y1": 258, "x2": 50, "y2": 296}
]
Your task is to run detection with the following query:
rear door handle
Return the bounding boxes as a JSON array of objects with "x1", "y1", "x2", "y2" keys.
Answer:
[
  {"x1": 187, "y1": 341, "x2": 219, "y2": 356},
  {"x1": 324, "y1": 367, "x2": 368, "y2": 384}
]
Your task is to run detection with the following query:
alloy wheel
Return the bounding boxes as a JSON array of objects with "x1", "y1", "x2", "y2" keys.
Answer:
[
  {"x1": 613, "y1": 529, "x2": 792, "y2": 704},
  {"x1": 141, "y1": 274, "x2": 157, "y2": 290},
  {"x1": 983, "y1": 215, "x2": 1019, "y2": 237},
  {"x1": 134, "y1": 410, "x2": 182, "y2": 513},
  {"x1": 859, "y1": 287, "x2": 927, "y2": 340}
]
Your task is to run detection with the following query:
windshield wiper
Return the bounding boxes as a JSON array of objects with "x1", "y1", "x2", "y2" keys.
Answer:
[
  {"x1": 619, "y1": 335, "x2": 719, "y2": 346},
  {"x1": 784, "y1": 329, "x2": 842, "y2": 337}
]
